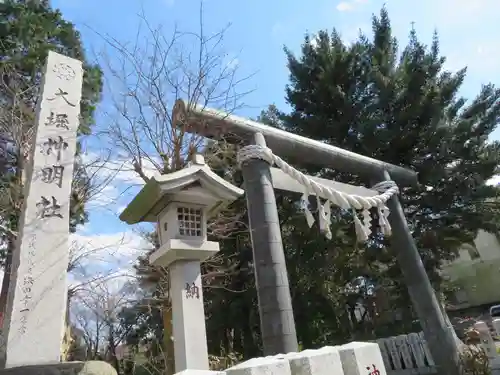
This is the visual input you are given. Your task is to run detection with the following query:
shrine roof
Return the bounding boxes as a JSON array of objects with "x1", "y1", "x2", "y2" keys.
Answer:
[{"x1": 119, "y1": 154, "x2": 244, "y2": 225}]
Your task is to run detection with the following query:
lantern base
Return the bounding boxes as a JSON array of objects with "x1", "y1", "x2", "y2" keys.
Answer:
[{"x1": 149, "y1": 239, "x2": 220, "y2": 268}]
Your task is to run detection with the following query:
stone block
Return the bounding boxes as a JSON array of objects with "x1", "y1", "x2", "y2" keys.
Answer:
[
  {"x1": 0, "y1": 361, "x2": 117, "y2": 375},
  {"x1": 338, "y1": 342, "x2": 386, "y2": 375},
  {"x1": 226, "y1": 356, "x2": 291, "y2": 375},
  {"x1": 287, "y1": 346, "x2": 343, "y2": 375},
  {"x1": 175, "y1": 370, "x2": 225, "y2": 375}
]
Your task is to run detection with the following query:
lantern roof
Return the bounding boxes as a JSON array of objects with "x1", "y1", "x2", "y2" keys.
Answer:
[{"x1": 119, "y1": 154, "x2": 244, "y2": 225}]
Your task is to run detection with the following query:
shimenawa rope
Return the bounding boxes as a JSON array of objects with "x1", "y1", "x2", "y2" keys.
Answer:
[{"x1": 237, "y1": 144, "x2": 399, "y2": 241}]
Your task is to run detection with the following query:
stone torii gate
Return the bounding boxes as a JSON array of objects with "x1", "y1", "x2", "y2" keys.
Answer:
[{"x1": 172, "y1": 100, "x2": 460, "y2": 375}]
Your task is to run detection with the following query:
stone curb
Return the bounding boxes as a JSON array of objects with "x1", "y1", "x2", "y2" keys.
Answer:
[{"x1": 0, "y1": 361, "x2": 117, "y2": 375}]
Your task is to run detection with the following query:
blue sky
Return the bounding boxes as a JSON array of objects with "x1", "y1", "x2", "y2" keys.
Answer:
[{"x1": 47, "y1": 0, "x2": 500, "y2": 280}]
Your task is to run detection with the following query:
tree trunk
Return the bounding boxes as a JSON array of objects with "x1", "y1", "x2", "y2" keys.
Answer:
[
  {"x1": 0, "y1": 146, "x2": 26, "y2": 323},
  {"x1": 163, "y1": 304, "x2": 175, "y2": 375},
  {"x1": 0, "y1": 237, "x2": 14, "y2": 326}
]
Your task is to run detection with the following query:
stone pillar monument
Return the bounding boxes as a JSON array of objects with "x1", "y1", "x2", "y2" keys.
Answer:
[
  {"x1": 1, "y1": 51, "x2": 82, "y2": 368},
  {"x1": 119, "y1": 154, "x2": 244, "y2": 374}
]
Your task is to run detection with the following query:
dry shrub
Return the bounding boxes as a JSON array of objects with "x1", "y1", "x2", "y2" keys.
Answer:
[
  {"x1": 209, "y1": 353, "x2": 242, "y2": 371},
  {"x1": 460, "y1": 346, "x2": 491, "y2": 375}
]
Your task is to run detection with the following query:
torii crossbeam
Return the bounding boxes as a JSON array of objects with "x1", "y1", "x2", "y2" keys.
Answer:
[{"x1": 172, "y1": 100, "x2": 417, "y2": 186}]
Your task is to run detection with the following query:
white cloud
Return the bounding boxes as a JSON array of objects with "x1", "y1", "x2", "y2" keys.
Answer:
[
  {"x1": 88, "y1": 184, "x2": 120, "y2": 208},
  {"x1": 80, "y1": 149, "x2": 164, "y2": 215},
  {"x1": 336, "y1": 2, "x2": 354, "y2": 11},
  {"x1": 82, "y1": 150, "x2": 161, "y2": 188},
  {"x1": 68, "y1": 229, "x2": 151, "y2": 292},
  {"x1": 336, "y1": 0, "x2": 369, "y2": 12},
  {"x1": 104, "y1": 157, "x2": 161, "y2": 186}
]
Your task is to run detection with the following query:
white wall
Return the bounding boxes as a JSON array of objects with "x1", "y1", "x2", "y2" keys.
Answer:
[
  {"x1": 442, "y1": 230, "x2": 500, "y2": 308},
  {"x1": 475, "y1": 231, "x2": 500, "y2": 261}
]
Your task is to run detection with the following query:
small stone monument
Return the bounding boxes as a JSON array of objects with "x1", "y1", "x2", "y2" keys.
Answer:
[
  {"x1": 338, "y1": 342, "x2": 386, "y2": 375},
  {"x1": 287, "y1": 347, "x2": 343, "y2": 375},
  {"x1": 225, "y1": 346, "x2": 344, "y2": 375},
  {"x1": 1, "y1": 51, "x2": 83, "y2": 368},
  {"x1": 120, "y1": 154, "x2": 244, "y2": 373}
]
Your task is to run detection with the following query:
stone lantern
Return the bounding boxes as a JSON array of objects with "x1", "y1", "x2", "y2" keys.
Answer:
[{"x1": 119, "y1": 154, "x2": 243, "y2": 373}]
